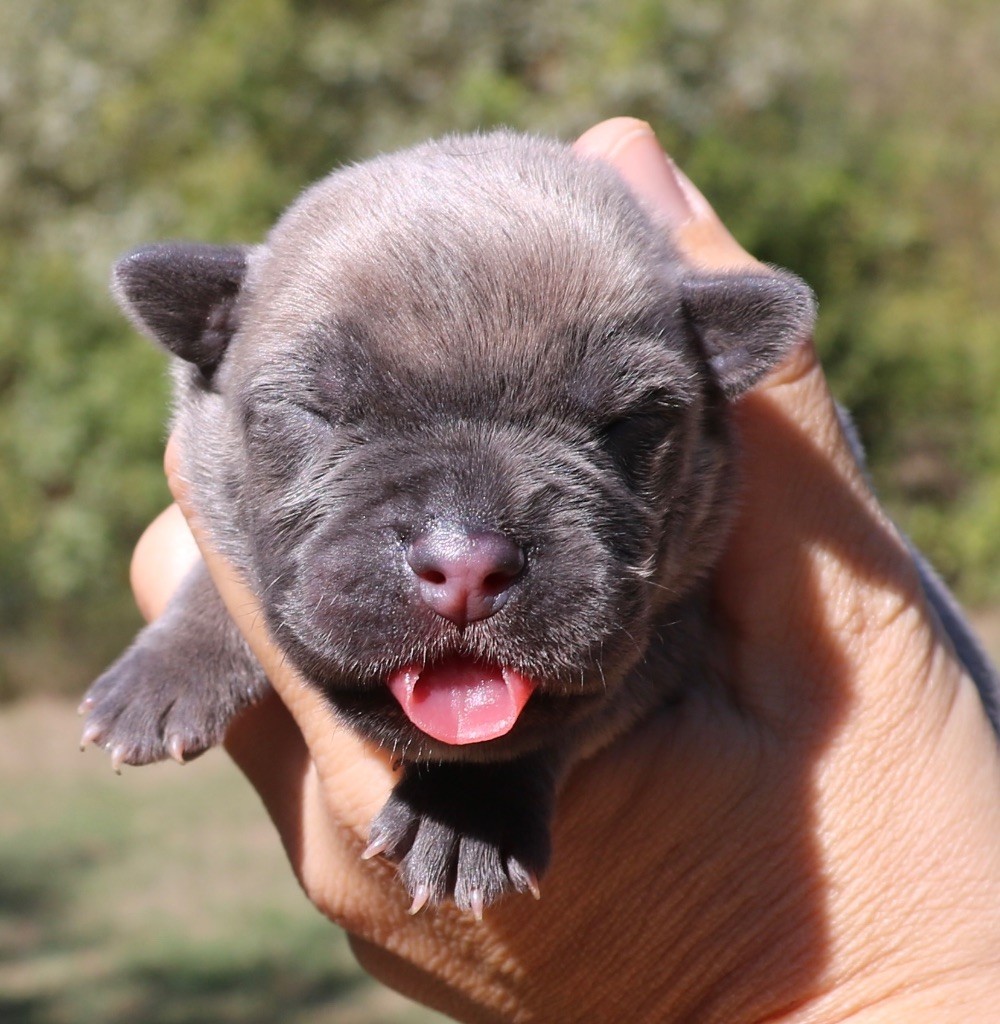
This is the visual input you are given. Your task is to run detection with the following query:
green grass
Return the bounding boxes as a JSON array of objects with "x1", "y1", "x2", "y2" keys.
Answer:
[{"x1": 0, "y1": 699, "x2": 447, "y2": 1024}]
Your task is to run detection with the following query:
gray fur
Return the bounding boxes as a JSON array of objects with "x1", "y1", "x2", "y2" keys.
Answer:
[{"x1": 84, "y1": 131, "x2": 992, "y2": 913}]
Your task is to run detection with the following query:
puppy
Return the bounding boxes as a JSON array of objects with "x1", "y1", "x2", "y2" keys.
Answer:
[{"x1": 84, "y1": 130, "x2": 833, "y2": 914}]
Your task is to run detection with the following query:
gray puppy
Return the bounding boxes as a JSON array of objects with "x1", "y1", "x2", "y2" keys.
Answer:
[{"x1": 81, "y1": 131, "x2": 997, "y2": 915}]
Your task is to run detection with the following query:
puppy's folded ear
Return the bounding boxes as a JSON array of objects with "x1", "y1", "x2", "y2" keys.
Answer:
[
  {"x1": 681, "y1": 269, "x2": 817, "y2": 398},
  {"x1": 112, "y1": 243, "x2": 253, "y2": 379}
]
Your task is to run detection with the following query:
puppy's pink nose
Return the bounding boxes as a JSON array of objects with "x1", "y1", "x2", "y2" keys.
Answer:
[{"x1": 406, "y1": 524, "x2": 525, "y2": 625}]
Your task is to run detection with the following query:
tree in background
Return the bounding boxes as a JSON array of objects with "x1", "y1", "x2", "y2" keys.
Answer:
[{"x1": 1, "y1": 0, "x2": 998, "y2": 697}]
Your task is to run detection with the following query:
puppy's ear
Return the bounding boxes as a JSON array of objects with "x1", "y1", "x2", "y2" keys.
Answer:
[
  {"x1": 681, "y1": 269, "x2": 816, "y2": 398},
  {"x1": 112, "y1": 243, "x2": 253, "y2": 378}
]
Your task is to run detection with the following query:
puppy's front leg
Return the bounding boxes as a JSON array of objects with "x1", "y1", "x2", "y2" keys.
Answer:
[
  {"x1": 367, "y1": 752, "x2": 561, "y2": 916},
  {"x1": 81, "y1": 562, "x2": 269, "y2": 768}
]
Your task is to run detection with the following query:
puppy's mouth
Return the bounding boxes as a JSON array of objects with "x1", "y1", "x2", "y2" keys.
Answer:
[{"x1": 386, "y1": 656, "x2": 538, "y2": 746}]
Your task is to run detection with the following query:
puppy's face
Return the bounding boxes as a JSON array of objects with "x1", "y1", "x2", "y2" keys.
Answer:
[
  {"x1": 234, "y1": 283, "x2": 718, "y2": 761},
  {"x1": 113, "y1": 133, "x2": 814, "y2": 761}
]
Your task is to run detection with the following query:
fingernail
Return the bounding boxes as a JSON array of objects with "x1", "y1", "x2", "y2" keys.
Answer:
[
  {"x1": 605, "y1": 124, "x2": 694, "y2": 228},
  {"x1": 665, "y1": 159, "x2": 717, "y2": 223}
]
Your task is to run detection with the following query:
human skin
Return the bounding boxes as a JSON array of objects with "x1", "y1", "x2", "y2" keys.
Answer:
[{"x1": 131, "y1": 119, "x2": 1000, "y2": 1022}]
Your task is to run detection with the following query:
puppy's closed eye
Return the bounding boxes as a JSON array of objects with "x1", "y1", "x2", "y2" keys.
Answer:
[{"x1": 600, "y1": 400, "x2": 677, "y2": 481}]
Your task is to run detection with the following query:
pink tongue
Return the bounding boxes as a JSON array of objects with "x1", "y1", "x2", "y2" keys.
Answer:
[{"x1": 387, "y1": 658, "x2": 537, "y2": 745}]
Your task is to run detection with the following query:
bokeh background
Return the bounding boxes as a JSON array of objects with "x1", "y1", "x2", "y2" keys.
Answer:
[{"x1": 1, "y1": 1, "x2": 998, "y2": 1021}]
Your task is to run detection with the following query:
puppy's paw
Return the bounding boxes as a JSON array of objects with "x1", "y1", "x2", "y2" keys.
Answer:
[
  {"x1": 365, "y1": 757, "x2": 555, "y2": 916},
  {"x1": 80, "y1": 644, "x2": 228, "y2": 770},
  {"x1": 80, "y1": 564, "x2": 269, "y2": 772}
]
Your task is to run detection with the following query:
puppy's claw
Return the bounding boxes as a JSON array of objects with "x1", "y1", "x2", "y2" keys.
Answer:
[
  {"x1": 408, "y1": 884, "x2": 431, "y2": 915},
  {"x1": 469, "y1": 888, "x2": 484, "y2": 921},
  {"x1": 110, "y1": 745, "x2": 127, "y2": 775},
  {"x1": 361, "y1": 835, "x2": 389, "y2": 861},
  {"x1": 166, "y1": 734, "x2": 187, "y2": 765},
  {"x1": 79, "y1": 722, "x2": 102, "y2": 751},
  {"x1": 507, "y1": 857, "x2": 542, "y2": 900},
  {"x1": 77, "y1": 697, "x2": 94, "y2": 715}
]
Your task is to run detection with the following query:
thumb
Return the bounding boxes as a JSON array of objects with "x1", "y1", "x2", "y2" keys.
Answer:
[
  {"x1": 573, "y1": 120, "x2": 837, "y2": 458},
  {"x1": 574, "y1": 116, "x2": 762, "y2": 272}
]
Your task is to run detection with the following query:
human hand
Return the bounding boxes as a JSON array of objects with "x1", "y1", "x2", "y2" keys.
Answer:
[{"x1": 133, "y1": 119, "x2": 1000, "y2": 1023}]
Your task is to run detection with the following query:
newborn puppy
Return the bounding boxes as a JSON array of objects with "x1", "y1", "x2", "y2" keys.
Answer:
[{"x1": 82, "y1": 131, "x2": 817, "y2": 915}]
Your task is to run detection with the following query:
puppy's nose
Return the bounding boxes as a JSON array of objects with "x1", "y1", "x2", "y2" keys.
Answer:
[{"x1": 405, "y1": 523, "x2": 525, "y2": 625}]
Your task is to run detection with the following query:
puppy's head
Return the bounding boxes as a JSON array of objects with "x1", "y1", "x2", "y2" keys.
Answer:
[{"x1": 113, "y1": 133, "x2": 814, "y2": 761}]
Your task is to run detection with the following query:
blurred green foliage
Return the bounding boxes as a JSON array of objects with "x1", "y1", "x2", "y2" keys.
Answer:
[{"x1": 2, "y1": 0, "x2": 998, "y2": 697}]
